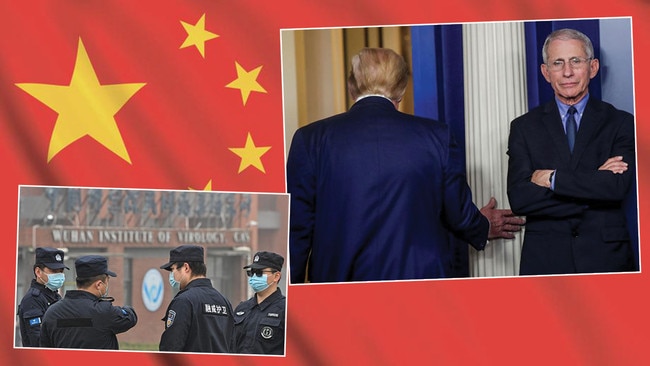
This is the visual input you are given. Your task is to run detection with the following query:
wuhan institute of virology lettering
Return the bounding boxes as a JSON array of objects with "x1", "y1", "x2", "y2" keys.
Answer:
[{"x1": 48, "y1": 228, "x2": 252, "y2": 245}]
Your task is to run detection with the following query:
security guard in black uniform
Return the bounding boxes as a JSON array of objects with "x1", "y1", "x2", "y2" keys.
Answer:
[
  {"x1": 232, "y1": 251, "x2": 286, "y2": 355},
  {"x1": 159, "y1": 245, "x2": 234, "y2": 353},
  {"x1": 17, "y1": 247, "x2": 69, "y2": 347},
  {"x1": 40, "y1": 255, "x2": 137, "y2": 349}
]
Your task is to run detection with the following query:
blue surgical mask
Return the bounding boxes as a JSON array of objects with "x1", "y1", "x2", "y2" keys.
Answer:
[
  {"x1": 169, "y1": 271, "x2": 180, "y2": 290},
  {"x1": 248, "y1": 274, "x2": 270, "y2": 293},
  {"x1": 44, "y1": 273, "x2": 65, "y2": 291}
]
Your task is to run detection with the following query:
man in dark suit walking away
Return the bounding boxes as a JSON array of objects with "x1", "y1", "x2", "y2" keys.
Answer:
[{"x1": 287, "y1": 47, "x2": 524, "y2": 284}]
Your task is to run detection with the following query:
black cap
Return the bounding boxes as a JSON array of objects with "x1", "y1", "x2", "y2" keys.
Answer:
[
  {"x1": 35, "y1": 247, "x2": 69, "y2": 270},
  {"x1": 75, "y1": 255, "x2": 117, "y2": 278},
  {"x1": 160, "y1": 245, "x2": 204, "y2": 271},
  {"x1": 244, "y1": 251, "x2": 284, "y2": 272}
]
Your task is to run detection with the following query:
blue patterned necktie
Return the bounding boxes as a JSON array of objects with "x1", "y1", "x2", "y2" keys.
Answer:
[{"x1": 566, "y1": 106, "x2": 577, "y2": 153}]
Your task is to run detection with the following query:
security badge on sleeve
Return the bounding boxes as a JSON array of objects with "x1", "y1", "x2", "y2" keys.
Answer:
[{"x1": 166, "y1": 310, "x2": 176, "y2": 328}]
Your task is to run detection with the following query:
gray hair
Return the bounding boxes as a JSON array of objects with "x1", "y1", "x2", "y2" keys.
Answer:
[{"x1": 542, "y1": 28, "x2": 594, "y2": 63}]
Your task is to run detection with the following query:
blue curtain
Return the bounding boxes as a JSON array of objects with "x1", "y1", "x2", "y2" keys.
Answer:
[{"x1": 411, "y1": 24, "x2": 469, "y2": 277}]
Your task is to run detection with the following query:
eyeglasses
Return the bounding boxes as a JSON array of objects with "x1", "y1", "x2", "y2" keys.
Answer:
[
  {"x1": 246, "y1": 269, "x2": 276, "y2": 277},
  {"x1": 546, "y1": 57, "x2": 592, "y2": 72}
]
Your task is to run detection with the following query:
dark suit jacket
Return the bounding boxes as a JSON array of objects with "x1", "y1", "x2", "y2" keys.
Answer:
[
  {"x1": 507, "y1": 97, "x2": 636, "y2": 275},
  {"x1": 287, "y1": 96, "x2": 489, "y2": 283}
]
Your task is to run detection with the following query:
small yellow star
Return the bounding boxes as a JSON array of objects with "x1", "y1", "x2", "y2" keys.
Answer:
[
  {"x1": 180, "y1": 13, "x2": 219, "y2": 58},
  {"x1": 16, "y1": 38, "x2": 145, "y2": 163},
  {"x1": 228, "y1": 132, "x2": 271, "y2": 173},
  {"x1": 225, "y1": 62, "x2": 267, "y2": 105},
  {"x1": 189, "y1": 180, "x2": 213, "y2": 191}
]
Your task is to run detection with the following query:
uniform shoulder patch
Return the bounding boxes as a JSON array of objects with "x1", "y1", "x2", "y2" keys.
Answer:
[
  {"x1": 29, "y1": 317, "x2": 42, "y2": 326},
  {"x1": 166, "y1": 310, "x2": 176, "y2": 328}
]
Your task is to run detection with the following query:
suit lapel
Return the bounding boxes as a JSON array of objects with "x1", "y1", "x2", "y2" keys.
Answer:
[
  {"x1": 570, "y1": 98, "x2": 604, "y2": 168},
  {"x1": 542, "y1": 101, "x2": 572, "y2": 164}
]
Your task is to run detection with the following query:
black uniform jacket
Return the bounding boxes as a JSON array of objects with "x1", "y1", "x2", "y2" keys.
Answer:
[
  {"x1": 232, "y1": 288, "x2": 285, "y2": 355},
  {"x1": 40, "y1": 290, "x2": 137, "y2": 349},
  {"x1": 159, "y1": 278, "x2": 234, "y2": 353},
  {"x1": 17, "y1": 280, "x2": 61, "y2": 347}
]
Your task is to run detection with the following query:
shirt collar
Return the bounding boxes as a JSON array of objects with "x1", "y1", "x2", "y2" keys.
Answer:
[
  {"x1": 355, "y1": 94, "x2": 393, "y2": 103},
  {"x1": 256, "y1": 288, "x2": 283, "y2": 310},
  {"x1": 556, "y1": 93, "x2": 589, "y2": 117}
]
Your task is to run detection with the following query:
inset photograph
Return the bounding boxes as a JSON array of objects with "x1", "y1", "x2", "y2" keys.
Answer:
[
  {"x1": 15, "y1": 185, "x2": 288, "y2": 356},
  {"x1": 282, "y1": 17, "x2": 638, "y2": 284}
]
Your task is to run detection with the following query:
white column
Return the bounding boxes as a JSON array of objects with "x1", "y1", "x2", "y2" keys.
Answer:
[{"x1": 463, "y1": 22, "x2": 528, "y2": 277}]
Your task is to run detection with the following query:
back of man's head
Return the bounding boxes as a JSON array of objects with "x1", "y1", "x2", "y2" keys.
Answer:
[{"x1": 347, "y1": 47, "x2": 409, "y2": 102}]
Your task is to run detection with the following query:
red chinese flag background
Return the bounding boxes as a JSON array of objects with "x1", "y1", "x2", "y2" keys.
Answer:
[{"x1": 1, "y1": 0, "x2": 649, "y2": 365}]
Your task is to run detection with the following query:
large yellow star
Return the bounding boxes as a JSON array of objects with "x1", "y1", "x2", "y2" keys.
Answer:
[
  {"x1": 225, "y1": 62, "x2": 267, "y2": 105},
  {"x1": 180, "y1": 13, "x2": 219, "y2": 58},
  {"x1": 16, "y1": 38, "x2": 145, "y2": 163},
  {"x1": 228, "y1": 133, "x2": 271, "y2": 173}
]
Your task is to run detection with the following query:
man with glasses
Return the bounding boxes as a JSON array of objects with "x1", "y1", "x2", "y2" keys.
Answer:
[
  {"x1": 507, "y1": 28, "x2": 636, "y2": 275},
  {"x1": 159, "y1": 244, "x2": 234, "y2": 353},
  {"x1": 17, "y1": 247, "x2": 69, "y2": 347},
  {"x1": 232, "y1": 251, "x2": 285, "y2": 355}
]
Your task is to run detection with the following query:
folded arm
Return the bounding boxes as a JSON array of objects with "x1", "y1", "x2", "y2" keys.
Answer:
[{"x1": 506, "y1": 121, "x2": 587, "y2": 218}]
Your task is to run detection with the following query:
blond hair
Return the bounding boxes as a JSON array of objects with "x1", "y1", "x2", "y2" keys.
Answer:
[{"x1": 347, "y1": 47, "x2": 409, "y2": 102}]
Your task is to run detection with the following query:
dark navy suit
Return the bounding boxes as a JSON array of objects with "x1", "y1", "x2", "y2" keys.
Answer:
[
  {"x1": 287, "y1": 96, "x2": 489, "y2": 283},
  {"x1": 507, "y1": 98, "x2": 636, "y2": 275}
]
